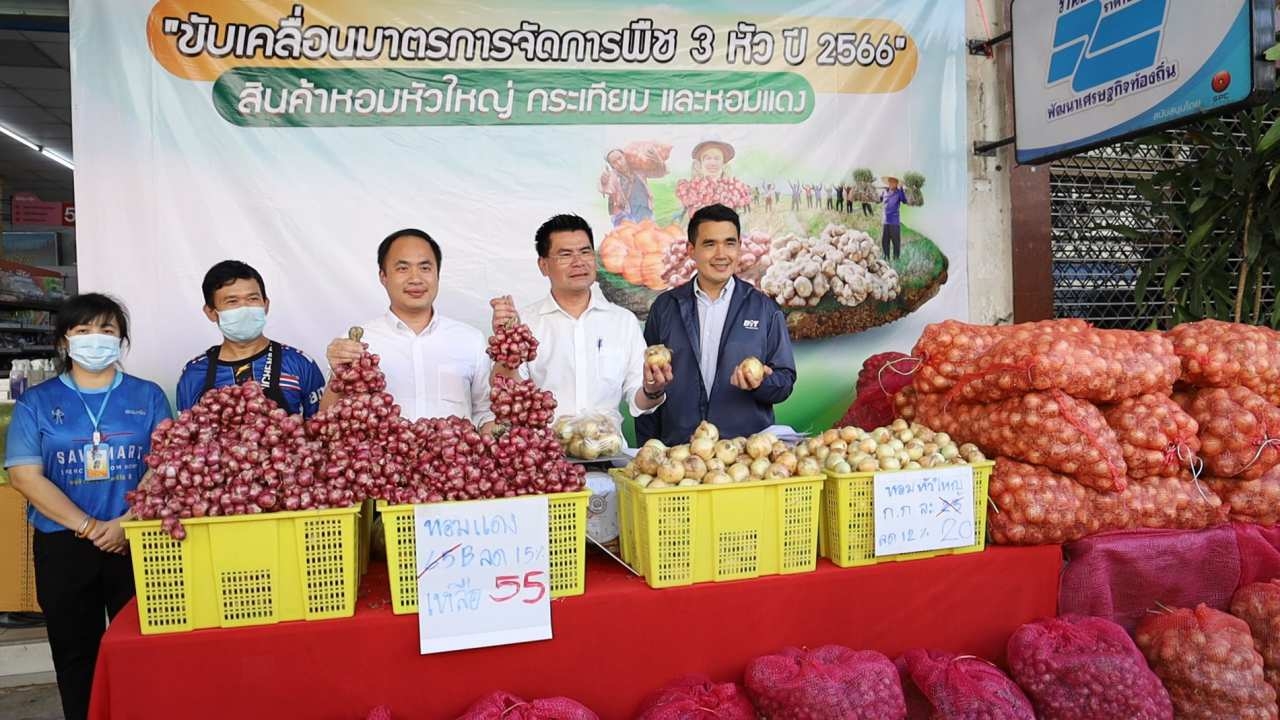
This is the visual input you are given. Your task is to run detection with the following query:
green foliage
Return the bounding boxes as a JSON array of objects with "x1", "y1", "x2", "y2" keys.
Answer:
[{"x1": 1134, "y1": 92, "x2": 1280, "y2": 327}]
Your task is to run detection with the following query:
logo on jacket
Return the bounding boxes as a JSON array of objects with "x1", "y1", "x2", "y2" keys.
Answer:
[
  {"x1": 743, "y1": 320, "x2": 760, "y2": 330},
  {"x1": 52, "y1": 407, "x2": 64, "y2": 424}
]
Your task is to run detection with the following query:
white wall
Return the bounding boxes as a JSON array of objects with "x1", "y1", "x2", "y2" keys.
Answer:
[{"x1": 965, "y1": 0, "x2": 1015, "y2": 324}]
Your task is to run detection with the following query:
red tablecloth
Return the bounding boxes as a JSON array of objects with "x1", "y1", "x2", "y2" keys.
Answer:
[{"x1": 89, "y1": 546, "x2": 1060, "y2": 720}]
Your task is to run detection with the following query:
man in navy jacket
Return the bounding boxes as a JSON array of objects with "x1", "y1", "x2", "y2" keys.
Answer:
[{"x1": 637, "y1": 204, "x2": 797, "y2": 445}]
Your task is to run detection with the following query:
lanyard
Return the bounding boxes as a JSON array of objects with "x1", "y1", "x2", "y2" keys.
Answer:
[{"x1": 71, "y1": 376, "x2": 117, "y2": 447}]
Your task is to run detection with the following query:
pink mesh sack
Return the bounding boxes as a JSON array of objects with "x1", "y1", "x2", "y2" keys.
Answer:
[
  {"x1": 1007, "y1": 615, "x2": 1172, "y2": 720},
  {"x1": 456, "y1": 691, "x2": 599, "y2": 720},
  {"x1": 896, "y1": 649, "x2": 1034, "y2": 720},
  {"x1": 634, "y1": 675, "x2": 755, "y2": 720},
  {"x1": 1058, "y1": 526, "x2": 1243, "y2": 632},
  {"x1": 744, "y1": 645, "x2": 905, "y2": 720}
]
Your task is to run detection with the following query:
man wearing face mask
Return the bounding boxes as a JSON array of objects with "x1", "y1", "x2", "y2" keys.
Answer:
[{"x1": 176, "y1": 260, "x2": 326, "y2": 417}]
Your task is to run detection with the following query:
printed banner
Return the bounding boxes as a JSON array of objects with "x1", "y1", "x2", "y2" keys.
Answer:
[{"x1": 71, "y1": 0, "x2": 968, "y2": 434}]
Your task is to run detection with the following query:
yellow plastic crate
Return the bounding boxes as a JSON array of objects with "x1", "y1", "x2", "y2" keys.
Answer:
[
  {"x1": 821, "y1": 461, "x2": 992, "y2": 568},
  {"x1": 609, "y1": 471, "x2": 824, "y2": 589},
  {"x1": 380, "y1": 490, "x2": 590, "y2": 614},
  {"x1": 121, "y1": 506, "x2": 360, "y2": 635}
]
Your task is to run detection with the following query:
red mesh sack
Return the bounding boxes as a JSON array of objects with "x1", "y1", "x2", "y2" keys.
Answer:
[
  {"x1": 1165, "y1": 320, "x2": 1280, "y2": 404},
  {"x1": 1058, "y1": 526, "x2": 1243, "y2": 632},
  {"x1": 916, "y1": 391, "x2": 1127, "y2": 492},
  {"x1": 911, "y1": 319, "x2": 1092, "y2": 394},
  {"x1": 897, "y1": 658, "x2": 934, "y2": 720},
  {"x1": 989, "y1": 460, "x2": 1224, "y2": 545},
  {"x1": 1102, "y1": 394, "x2": 1200, "y2": 480},
  {"x1": 858, "y1": 351, "x2": 916, "y2": 396},
  {"x1": 897, "y1": 649, "x2": 1034, "y2": 720},
  {"x1": 1206, "y1": 469, "x2": 1280, "y2": 525},
  {"x1": 989, "y1": 459, "x2": 1097, "y2": 545},
  {"x1": 944, "y1": 327, "x2": 1178, "y2": 404},
  {"x1": 1136, "y1": 604, "x2": 1278, "y2": 720},
  {"x1": 744, "y1": 645, "x2": 906, "y2": 720},
  {"x1": 1231, "y1": 580, "x2": 1280, "y2": 698},
  {"x1": 623, "y1": 140, "x2": 672, "y2": 178},
  {"x1": 634, "y1": 675, "x2": 755, "y2": 720},
  {"x1": 456, "y1": 691, "x2": 599, "y2": 720},
  {"x1": 1007, "y1": 615, "x2": 1173, "y2": 720},
  {"x1": 1189, "y1": 386, "x2": 1280, "y2": 479},
  {"x1": 839, "y1": 389, "x2": 896, "y2": 431}
]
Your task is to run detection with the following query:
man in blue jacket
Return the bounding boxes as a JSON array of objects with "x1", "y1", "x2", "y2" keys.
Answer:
[{"x1": 637, "y1": 203, "x2": 797, "y2": 445}]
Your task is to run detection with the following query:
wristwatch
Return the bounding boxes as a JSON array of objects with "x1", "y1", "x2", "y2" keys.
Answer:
[{"x1": 643, "y1": 387, "x2": 665, "y2": 400}]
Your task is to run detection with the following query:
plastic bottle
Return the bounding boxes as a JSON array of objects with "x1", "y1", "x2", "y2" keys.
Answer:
[{"x1": 10, "y1": 359, "x2": 28, "y2": 400}]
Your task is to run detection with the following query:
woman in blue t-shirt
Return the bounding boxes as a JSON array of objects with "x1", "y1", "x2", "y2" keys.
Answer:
[{"x1": 5, "y1": 293, "x2": 170, "y2": 720}]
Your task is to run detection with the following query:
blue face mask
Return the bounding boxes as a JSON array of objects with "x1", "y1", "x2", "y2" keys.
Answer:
[
  {"x1": 217, "y1": 306, "x2": 267, "y2": 343},
  {"x1": 66, "y1": 334, "x2": 121, "y2": 372}
]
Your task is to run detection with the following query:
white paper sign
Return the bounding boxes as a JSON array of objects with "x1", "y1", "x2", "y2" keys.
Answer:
[
  {"x1": 873, "y1": 466, "x2": 975, "y2": 557},
  {"x1": 415, "y1": 496, "x2": 552, "y2": 654}
]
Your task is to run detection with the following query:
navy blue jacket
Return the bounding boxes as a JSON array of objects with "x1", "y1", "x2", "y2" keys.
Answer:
[{"x1": 637, "y1": 277, "x2": 797, "y2": 446}]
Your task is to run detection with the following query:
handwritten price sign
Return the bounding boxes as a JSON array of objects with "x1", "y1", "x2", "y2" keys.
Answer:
[
  {"x1": 414, "y1": 495, "x2": 552, "y2": 654},
  {"x1": 873, "y1": 466, "x2": 975, "y2": 557}
]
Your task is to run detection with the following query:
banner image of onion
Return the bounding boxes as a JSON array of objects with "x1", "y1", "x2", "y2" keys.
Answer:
[{"x1": 595, "y1": 164, "x2": 946, "y2": 339}]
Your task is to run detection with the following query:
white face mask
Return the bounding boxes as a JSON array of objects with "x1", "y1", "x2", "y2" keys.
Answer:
[
  {"x1": 66, "y1": 334, "x2": 121, "y2": 371},
  {"x1": 217, "y1": 306, "x2": 267, "y2": 342}
]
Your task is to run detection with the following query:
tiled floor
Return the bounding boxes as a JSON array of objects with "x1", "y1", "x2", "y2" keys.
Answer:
[{"x1": 0, "y1": 683, "x2": 61, "y2": 720}]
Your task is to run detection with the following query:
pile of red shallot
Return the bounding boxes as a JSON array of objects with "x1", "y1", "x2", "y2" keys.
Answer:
[
  {"x1": 487, "y1": 321, "x2": 538, "y2": 368},
  {"x1": 132, "y1": 328, "x2": 583, "y2": 539},
  {"x1": 127, "y1": 382, "x2": 351, "y2": 540}
]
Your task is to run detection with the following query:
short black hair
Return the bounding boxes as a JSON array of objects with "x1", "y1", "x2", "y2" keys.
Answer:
[
  {"x1": 378, "y1": 229, "x2": 441, "y2": 272},
  {"x1": 687, "y1": 203, "x2": 741, "y2": 244},
  {"x1": 535, "y1": 214, "x2": 594, "y2": 258},
  {"x1": 54, "y1": 293, "x2": 130, "y2": 373},
  {"x1": 202, "y1": 260, "x2": 266, "y2": 308}
]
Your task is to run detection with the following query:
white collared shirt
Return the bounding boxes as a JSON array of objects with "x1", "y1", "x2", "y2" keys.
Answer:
[
  {"x1": 520, "y1": 286, "x2": 656, "y2": 435},
  {"x1": 693, "y1": 275, "x2": 735, "y2": 399},
  {"x1": 358, "y1": 310, "x2": 493, "y2": 424}
]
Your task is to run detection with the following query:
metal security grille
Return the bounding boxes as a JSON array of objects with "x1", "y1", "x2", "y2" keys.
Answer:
[{"x1": 1049, "y1": 116, "x2": 1259, "y2": 329}]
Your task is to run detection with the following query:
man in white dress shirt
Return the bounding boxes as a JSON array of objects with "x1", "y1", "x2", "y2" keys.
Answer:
[
  {"x1": 490, "y1": 214, "x2": 671, "y2": 436},
  {"x1": 322, "y1": 228, "x2": 494, "y2": 428}
]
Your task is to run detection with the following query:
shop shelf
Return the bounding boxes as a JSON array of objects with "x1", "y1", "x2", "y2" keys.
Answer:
[
  {"x1": 380, "y1": 490, "x2": 590, "y2": 614},
  {"x1": 610, "y1": 471, "x2": 824, "y2": 589},
  {"x1": 820, "y1": 461, "x2": 992, "y2": 568},
  {"x1": 122, "y1": 506, "x2": 360, "y2": 634}
]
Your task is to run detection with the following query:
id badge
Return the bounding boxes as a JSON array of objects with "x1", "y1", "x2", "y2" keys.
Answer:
[{"x1": 84, "y1": 444, "x2": 110, "y2": 481}]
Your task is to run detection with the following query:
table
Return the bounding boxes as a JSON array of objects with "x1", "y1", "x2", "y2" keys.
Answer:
[{"x1": 89, "y1": 545, "x2": 1061, "y2": 719}]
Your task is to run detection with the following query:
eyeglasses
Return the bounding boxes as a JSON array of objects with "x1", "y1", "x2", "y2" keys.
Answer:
[{"x1": 551, "y1": 248, "x2": 596, "y2": 266}]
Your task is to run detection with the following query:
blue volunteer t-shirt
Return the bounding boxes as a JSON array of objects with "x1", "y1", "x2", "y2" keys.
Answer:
[
  {"x1": 5, "y1": 372, "x2": 172, "y2": 533},
  {"x1": 175, "y1": 342, "x2": 325, "y2": 417},
  {"x1": 883, "y1": 187, "x2": 907, "y2": 225}
]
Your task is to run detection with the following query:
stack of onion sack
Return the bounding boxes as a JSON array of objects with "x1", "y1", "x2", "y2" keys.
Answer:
[
  {"x1": 128, "y1": 382, "x2": 350, "y2": 540},
  {"x1": 456, "y1": 691, "x2": 598, "y2": 720},
  {"x1": 1006, "y1": 615, "x2": 1173, "y2": 720},
  {"x1": 634, "y1": 675, "x2": 756, "y2": 720},
  {"x1": 838, "y1": 351, "x2": 915, "y2": 431},
  {"x1": 896, "y1": 649, "x2": 1034, "y2": 720},
  {"x1": 743, "y1": 645, "x2": 905, "y2": 720},
  {"x1": 908, "y1": 318, "x2": 1230, "y2": 545},
  {"x1": 1136, "y1": 604, "x2": 1278, "y2": 719},
  {"x1": 1231, "y1": 580, "x2": 1280, "y2": 698},
  {"x1": 1166, "y1": 320, "x2": 1280, "y2": 524}
]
